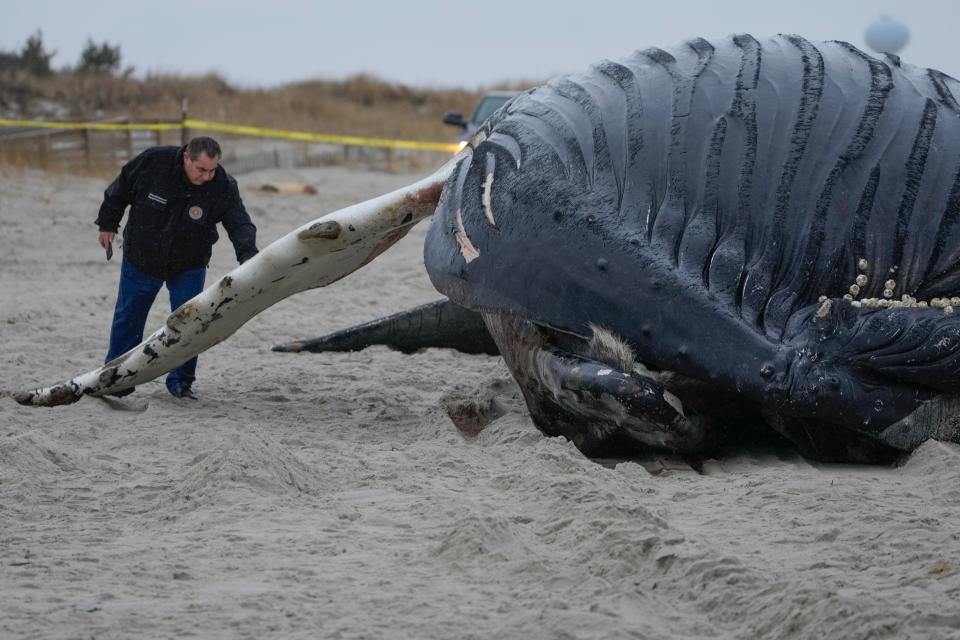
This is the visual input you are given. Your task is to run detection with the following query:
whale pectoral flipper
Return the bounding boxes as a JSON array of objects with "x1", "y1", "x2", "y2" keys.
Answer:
[
  {"x1": 272, "y1": 299, "x2": 500, "y2": 356},
  {"x1": 15, "y1": 155, "x2": 464, "y2": 407}
]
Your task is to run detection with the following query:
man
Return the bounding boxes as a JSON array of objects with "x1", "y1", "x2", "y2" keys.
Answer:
[{"x1": 96, "y1": 136, "x2": 258, "y2": 400}]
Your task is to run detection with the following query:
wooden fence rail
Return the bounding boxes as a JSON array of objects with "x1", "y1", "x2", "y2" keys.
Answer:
[
  {"x1": 0, "y1": 118, "x2": 181, "y2": 169},
  {"x1": 0, "y1": 118, "x2": 452, "y2": 173}
]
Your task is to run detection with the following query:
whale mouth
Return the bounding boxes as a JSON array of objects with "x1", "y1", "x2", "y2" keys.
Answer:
[{"x1": 479, "y1": 312, "x2": 714, "y2": 457}]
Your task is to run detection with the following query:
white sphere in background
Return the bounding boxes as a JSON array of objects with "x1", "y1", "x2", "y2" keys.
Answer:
[{"x1": 865, "y1": 15, "x2": 910, "y2": 54}]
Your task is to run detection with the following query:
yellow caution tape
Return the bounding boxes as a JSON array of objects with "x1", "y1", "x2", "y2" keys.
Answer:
[
  {"x1": 0, "y1": 117, "x2": 460, "y2": 153},
  {"x1": 0, "y1": 118, "x2": 181, "y2": 131},
  {"x1": 185, "y1": 119, "x2": 459, "y2": 153}
]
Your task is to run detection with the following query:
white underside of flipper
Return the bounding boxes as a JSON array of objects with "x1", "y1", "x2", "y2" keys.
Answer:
[{"x1": 16, "y1": 155, "x2": 464, "y2": 406}]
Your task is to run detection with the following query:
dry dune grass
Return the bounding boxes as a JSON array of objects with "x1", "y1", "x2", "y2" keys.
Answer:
[{"x1": 0, "y1": 70, "x2": 530, "y2": 141}]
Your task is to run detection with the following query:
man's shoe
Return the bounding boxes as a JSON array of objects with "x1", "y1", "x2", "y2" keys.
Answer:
[{"x1": 168, "y1": 384, "x2": 198, "y2": 400}]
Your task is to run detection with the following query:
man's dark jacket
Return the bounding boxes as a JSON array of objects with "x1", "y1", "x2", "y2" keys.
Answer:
[{"x1": 95, "y1": 145, "x2": 258, "y2": 279}]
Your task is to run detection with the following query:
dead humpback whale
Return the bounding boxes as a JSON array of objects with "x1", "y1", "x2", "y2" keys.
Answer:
[{"x1": 16, "y1": 35, "x2": 960, "y2": 463}]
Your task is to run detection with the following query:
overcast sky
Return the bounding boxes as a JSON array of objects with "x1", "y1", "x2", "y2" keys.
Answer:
[{"x1": 2, "y1": 0, "x2": 957, "y2": 89}]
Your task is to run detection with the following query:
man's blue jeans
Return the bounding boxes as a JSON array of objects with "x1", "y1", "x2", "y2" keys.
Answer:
[{"x1": 106, "y1": 258, "x2": 206, "y2": 391}]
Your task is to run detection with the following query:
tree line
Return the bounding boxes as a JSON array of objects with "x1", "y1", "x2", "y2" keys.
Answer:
[{"x1": 0, "y1": 30, "x2": 129, "y2": 76}]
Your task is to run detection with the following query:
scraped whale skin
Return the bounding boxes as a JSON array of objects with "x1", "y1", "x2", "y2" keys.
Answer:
[
  {"x1": 422, "y1": 35, "x2": 960, "y2": 463},
  {"x1": 19, "y1": 35, "x2": 960, "y2": 463}
]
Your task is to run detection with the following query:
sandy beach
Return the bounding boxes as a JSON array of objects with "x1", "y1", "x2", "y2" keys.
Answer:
[{"x1": 2, "y1": 163, "x2": 960, "y2": 639}]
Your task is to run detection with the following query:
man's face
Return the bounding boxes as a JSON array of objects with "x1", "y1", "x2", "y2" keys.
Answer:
[{"x1": 183, "y1": 151, "x2": 219, "y2": 185}]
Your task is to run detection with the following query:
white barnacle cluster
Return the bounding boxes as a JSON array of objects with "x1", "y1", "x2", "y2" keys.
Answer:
[{"x1": 822, "y1": 258, "x2": 956, "y2": 314}]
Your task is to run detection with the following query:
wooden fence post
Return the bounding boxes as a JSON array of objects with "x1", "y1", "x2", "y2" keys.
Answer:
[
  {"x1": 125, "y1": 120, "x2": 135, "y2": 161},
  {"x1": 180, "y1": 97, "x2": 189, "y2": 146},
  {"x1": 40, "y1": 133, "x2": 51, "y2": 166},
  {"x1": 83, "y1": 127, "x2": 93, "y2": 167}
]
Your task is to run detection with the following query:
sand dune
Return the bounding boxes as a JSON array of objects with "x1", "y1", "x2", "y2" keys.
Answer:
[{"x1": 2, "y1": 165, "x2": 959, "y2": 639}]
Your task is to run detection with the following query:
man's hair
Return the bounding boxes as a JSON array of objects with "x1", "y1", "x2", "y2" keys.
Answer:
[{"x1": 186, "y1": 136, "x2": 222, "y2": 161}]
